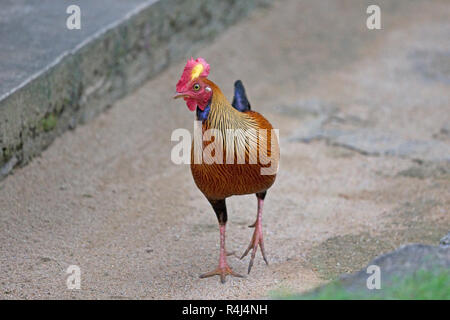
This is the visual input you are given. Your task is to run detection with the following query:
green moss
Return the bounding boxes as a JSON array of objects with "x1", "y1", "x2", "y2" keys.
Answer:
[
  {"x1": 272, "y1": 268, "x2": 450, "y2": 300},
  {"x1": 63, "y1": 97, "x2": 71, "y2": 106},
  {"x1": 41, "y1": 114, "x2": 57, "y2": 132}
]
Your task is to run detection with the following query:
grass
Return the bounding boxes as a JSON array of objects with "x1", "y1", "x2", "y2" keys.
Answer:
[
  {"x1": 41, "y1": 114, "x2": 57, "y2": 132},
  {"x1": 272, "y1": 269, "x2": 450, "y2": 300}
]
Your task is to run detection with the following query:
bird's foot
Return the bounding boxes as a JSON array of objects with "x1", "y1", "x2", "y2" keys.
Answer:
[
  {"x1": 240, "y1": 221, "x2": 268, "y2": 274},
  {"x1": 199, "y1": 264, "x2": 244, "y2": 284}
]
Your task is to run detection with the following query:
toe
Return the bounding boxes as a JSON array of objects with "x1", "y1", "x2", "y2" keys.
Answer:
[
  {"x1": 199, "y1": 266, "x2": 244, "y2": 283},
  {"x1": 240, "y1": 244, "x2": 252, "y2": 260},
  {"x1": 248, "y1": 243, "x2": 258, "y2": 274},
  {"x1": 260, "y1": 241, "x2": 269, "y2": 265},
  {"x1": 230, "y1": 270, "x2": 245, "y2": 278},
  {"x1": 199, "y1": 270, "x2": 218, "y2": 279}
]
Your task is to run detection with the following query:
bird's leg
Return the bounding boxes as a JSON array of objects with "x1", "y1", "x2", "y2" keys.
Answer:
[
  {"x1": 241, "y1": 191, "x2": 268, "y2": 274},
  {"x1": 199, "y1": 224, "x2": 242, "y2": 283},
  {"x1": 200, "y1": 199, "x2": 243, "y2": 283}
]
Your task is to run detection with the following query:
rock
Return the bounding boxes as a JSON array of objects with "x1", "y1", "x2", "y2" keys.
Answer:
[
  {"x1": 410, "y1": 50, "x2": 450, "y2": 85},
  {"x1": 0, "y1": 156, "x2": 18, "y2": 177},
  {"x1": 308, "y1": 244, "x2": 449, "y2": 297},
  {"x1": 398, "y1": 162, "x2": 450, "y2": 180},
  {"x1": 292, "y1": 126, "x2": 450, "y2": 162}
]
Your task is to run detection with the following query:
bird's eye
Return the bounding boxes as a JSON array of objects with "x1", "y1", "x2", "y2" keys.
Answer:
[{"x1": 193, "y1": 83, "x2": 200, "y2": 91}]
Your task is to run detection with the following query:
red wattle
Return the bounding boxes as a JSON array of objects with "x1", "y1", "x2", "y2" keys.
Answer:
[
  {"x1": 185, "y1": 98, "x2": 197, "y2": 111},
  {"x1": 197, "y1": 102, "x2": 207, "y2": 111}
]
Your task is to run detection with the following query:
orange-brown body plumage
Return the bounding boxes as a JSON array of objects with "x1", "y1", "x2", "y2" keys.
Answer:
[{"x1": 190, "y1": 79, "x2": 279, "y2": 200}]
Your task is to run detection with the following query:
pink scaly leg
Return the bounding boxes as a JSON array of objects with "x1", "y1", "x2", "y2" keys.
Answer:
[
  {"x1": 200, "y1": 224, "x2": 243, "y2": 283},
  {"x1": 241, "y1": 193, "x2": 268, "y2": 274}
]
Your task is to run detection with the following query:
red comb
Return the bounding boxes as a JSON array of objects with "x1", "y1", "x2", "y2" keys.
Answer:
[{"x1": 176, "y1": 57, "x2": 210, "y2": 92}]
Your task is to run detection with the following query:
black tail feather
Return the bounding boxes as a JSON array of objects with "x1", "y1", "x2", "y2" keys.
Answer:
[{"x1": 231, "y1": 80, "x2": 251, "y2": 112}]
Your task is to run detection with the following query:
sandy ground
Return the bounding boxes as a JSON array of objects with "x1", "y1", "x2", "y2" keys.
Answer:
[{"x1": 1, "y1": 0, "x2": 449, "y2": 299}]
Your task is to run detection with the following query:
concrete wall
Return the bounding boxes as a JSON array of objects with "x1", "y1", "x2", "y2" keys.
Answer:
[{"x1": 0, "y1": 0, "x2": 270, "y2": 179}]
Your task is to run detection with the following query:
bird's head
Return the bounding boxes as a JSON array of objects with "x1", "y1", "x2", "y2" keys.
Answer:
[{"x1": 173, "y1": 57, "x2": 212, "y2": 111}]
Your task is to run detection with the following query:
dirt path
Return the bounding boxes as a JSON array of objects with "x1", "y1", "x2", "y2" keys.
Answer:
[{"x1": 1, "y1": 0, "x2": 449, "y2": 299}]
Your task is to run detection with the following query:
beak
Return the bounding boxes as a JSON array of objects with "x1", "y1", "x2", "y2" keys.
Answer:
[{"x1": 173, "y1": 92, "x2": 189, "y2": 100}]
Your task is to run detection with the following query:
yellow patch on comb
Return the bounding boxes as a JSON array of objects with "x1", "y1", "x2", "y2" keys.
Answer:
[{"x1": 191, "y1": 63, "x2": 204, "y2": 80}]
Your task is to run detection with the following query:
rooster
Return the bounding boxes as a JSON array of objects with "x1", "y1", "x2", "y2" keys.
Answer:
[{"x1": 174, "y1": 57, "x2": 279, "y2": 283}]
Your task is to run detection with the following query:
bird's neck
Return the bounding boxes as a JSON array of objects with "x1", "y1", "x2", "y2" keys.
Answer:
[{"x1": 199, "y1": 79, "x2": 256, "y2": 131}]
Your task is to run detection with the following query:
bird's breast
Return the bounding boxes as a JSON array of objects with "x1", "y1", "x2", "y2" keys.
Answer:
[{"x1": 190, "y1": 112, "x2": 279, "y2": 199}]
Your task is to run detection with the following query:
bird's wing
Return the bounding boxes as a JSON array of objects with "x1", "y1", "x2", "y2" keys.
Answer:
[{"x1": 231, "y1": 80, "x2": 251, "y2": 112}]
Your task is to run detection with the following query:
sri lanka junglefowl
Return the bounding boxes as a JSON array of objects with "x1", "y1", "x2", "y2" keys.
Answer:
[{"x1": 173, "y1": 57, "x2": 280, "y2": 283}]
